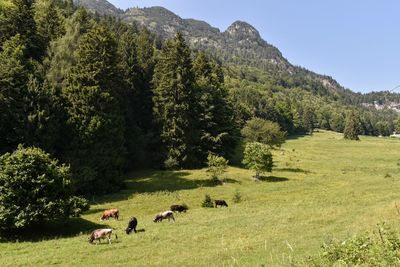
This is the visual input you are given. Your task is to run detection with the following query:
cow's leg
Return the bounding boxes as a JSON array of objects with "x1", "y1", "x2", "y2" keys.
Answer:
[{"x1": 108, "y1": 237, "x2": 111, "y2": 244}]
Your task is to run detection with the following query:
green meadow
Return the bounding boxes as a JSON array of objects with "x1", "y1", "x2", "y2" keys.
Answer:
[{"x1": 1, "y1": 130, "x2": 400, "y2": 266}]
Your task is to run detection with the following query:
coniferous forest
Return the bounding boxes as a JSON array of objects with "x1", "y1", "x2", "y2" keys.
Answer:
[{"x1": 0, "y1": 0, "x2": 399, "y2": 196}]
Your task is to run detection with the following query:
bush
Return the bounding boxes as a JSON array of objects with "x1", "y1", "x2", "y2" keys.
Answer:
[
  {"x1": 206, "y1": 153, "x2": 228, "y2": 183},
  {"x1": 201, "y1": 194, "x2": 214, "y2": 208},
  {"x1": 308, "y1": 223, "x2": 400, "y2": 266},
  {"x1": 233, "y1": 190, "x2": 242, "y2": 203},
  {"x1": 242, "y1": 142, "x2": 273, "y2": 180},
  {"x1": 0, "y1": 146, "x2": 89, "y2": 229}
]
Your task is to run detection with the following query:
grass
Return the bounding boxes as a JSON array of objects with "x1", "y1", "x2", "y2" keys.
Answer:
[{"x1": 2, "y1": 130, "x2": 400, "y2": 266}]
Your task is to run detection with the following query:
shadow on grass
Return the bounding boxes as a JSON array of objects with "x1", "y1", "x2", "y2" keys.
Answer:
[
  {"x1": 92, "y1": 170, "x2": 227, "y2": 204},
  {"x1": 0, "y1": 218, "x2": 108, "y2": 243},
  {"x1": 275, "y1": 167, "x2": 312, "y2": 174},
  {"x1": 287, "y1": 133, "x2": 308, "y2": 140},
  {"x1": 82, "y1": 208, "x2": 106, "y2": 215},
  {"x1": 258, "y1": 176, "x2": 289, "y2": 182}
]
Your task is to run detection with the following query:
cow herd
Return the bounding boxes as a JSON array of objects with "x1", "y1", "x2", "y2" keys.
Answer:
[{"x1": 88, "y1": 201, "x2": 227, "y2": 245}]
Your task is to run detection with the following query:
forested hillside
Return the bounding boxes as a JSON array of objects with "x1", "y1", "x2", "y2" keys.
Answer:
[
  {"x1": 0, "y1": 0, "x2": 238, "y2": 195},
  {"x1": 74, "y1": 1, "x2": 400, "y2": 135},
  {"x1": 0, "y1": 0, "x2": 399, "y2": 197}
]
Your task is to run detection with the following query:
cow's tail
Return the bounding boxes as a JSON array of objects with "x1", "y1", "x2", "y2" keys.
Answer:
[{"x1": 115, "y1": 233, "x2": 118, "y2": 240}]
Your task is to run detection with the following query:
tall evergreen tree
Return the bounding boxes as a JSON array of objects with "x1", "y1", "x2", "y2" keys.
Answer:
[
  {"x1": 0, "y1": 35, "x2": 30, "y2": 153},
  {"x1": 344, "y1": 110, "x2": 360, "y2": 140},
  {"x1": 0, "y1": 0, "x2": 42, "y2": 59},
  {"x1": 136, "y1": 28, "x2": 155, "y2": 133},
  {"x1": 192, "y1": 52, "x2": 237, "y2": 159},
  {"x1": 63, "y1": 22, "x2": 126, "y2": 194},
  {"x1": 34, "y1": 0, "x2": 65, "y2": 53},
  {"x1": 152, "y1": 33, "x2": 199, "y2": 169},
  {"x1": 117, "y1": 28, "x2": 145, "y2": 168}
]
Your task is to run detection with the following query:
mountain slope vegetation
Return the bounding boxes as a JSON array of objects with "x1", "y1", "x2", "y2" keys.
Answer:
[{"x1": 74, "y1": 1, "x2": 400, "y2": 135}]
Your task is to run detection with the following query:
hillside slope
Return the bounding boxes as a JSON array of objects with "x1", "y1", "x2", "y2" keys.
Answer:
[{"x1": 73, "y1": 1, "x2": 359, "y2": 102}]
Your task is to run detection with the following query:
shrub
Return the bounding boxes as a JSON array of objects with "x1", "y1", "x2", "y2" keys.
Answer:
[
  {"x1": 0, "y1": 146, "x2": 89, "y2": 229},
  {"x1": 242, "y1": 142, "x2": 273, "y2": 180},
  {"x1": 308, "y1": 223, "x2": 400, "y2": 266},
  {"x1": 233, "y1": 190, "x2": 242, "y2": 203},
  {"x1": 206, "y1": 153, "x2": 228, "y2": 183},
  {"x1": 201, "y1": 194, "x2": 214, "y2": 208}
]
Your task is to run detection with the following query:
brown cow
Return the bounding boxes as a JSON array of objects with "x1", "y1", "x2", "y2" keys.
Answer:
[
  {"x1": 100, "y1": 208, "x2": 119, "y2": 220},
  {"x1": 88, "y1": 229, "x2": 117, "y2": 244}
]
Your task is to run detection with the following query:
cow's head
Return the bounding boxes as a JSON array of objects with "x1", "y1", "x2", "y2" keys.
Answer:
[{"x1": 88, "y1": 235, "x2": 95, "y2": 243}]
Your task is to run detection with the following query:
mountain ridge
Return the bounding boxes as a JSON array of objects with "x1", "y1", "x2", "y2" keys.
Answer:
[{"x1": 72, "y1": 0, "x2": 397, "y2": 105}]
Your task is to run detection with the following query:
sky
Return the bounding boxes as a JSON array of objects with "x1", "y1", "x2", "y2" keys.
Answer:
[{"x1": 108, "y1": 0, "x2": 400, "y2": 93}]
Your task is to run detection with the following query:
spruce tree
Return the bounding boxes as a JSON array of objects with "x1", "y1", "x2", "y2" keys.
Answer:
[
  {"x1": 63, "y1": 23, "x2": 126, "y2": 194},
  {"x1": 34, "y1": 0, "x2": 65, "y2": 53},
  {"x1": 136, "y1": 28, "x2": 155, "y2": 133},
  {"x1": 344, "y1": 110, "x2": 360, "y2": 140},
  {"x1": 152, "y1": 33, "x2": 199, "y2": 169},
  {"x1": 0, "y1": 35, "x2": 30, "y2": 153},
  {"x1": 117, "y1": 29, "x2": 145, "y2": 168},
  {"x1": 0, "y1": 0, "x2": 42, "y2": 59},
  {"x1": 192, "y1": 53, "x2": 237, "y2": 159}
]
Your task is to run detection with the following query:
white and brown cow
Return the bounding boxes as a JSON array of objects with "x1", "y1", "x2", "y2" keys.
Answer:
[
  {"x1": 88, "y1": 229, "x2": 117, "y2": 244},
  {"x1": 153, "y1": 210, "x2": 175, "y2": 223}
]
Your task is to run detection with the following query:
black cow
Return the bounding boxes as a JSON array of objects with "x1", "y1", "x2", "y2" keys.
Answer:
[
  {"x1": 215, "y1": 199, "x2": 228, "y2": 208},
  {"x1": 125, "y1": 217, "x2": 138, "y2": 234},
  {"x1": 170, "y1": 204, "x2": 188, "y2": 213}
]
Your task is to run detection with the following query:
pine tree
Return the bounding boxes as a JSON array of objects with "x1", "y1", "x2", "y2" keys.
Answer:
[
  {"x1": 0, "y1": 34, "x2": 30, "y2": 153},
  {"x1": 34, "y1": 0, "x2": 65, "y2": 53},
  {"x1": 24, "y1": 76, "x2": 66, "y2": 156},
  {"x1": 136, "y1": 28, "x2": 155, "y2": 133},
  {"x1": 192, "y1": 52, "x2": 237, "y2": 159},
  {"x1": 0, "y1": 0, "x2": 42, "y2": 59},
  {"x1": 344, "y1": 110, "x2": 360, "y2": 140},
  {"x1": 117, "y1": 29, "x2": 145, "y2": 168},
  {"x1": 152, "y1": 33, "x2": 199, "y2": 169},
  {"x1": 63, "y1": 22, "x2": 126, "y2": 194}
]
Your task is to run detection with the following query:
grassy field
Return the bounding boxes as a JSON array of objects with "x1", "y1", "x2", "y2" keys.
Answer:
[{"x1": 1, "y1": 130, "x2": 400, "y2": 266}]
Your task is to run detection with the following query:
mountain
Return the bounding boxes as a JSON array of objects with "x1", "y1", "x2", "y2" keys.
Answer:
[
  {"x1": 72, "y1": 1, "x2": 395, "y2": 106},
  {"x1": 73, "y1": 0, "x2": 122, "y2": 16},
  {"x1": 121, "y1": 7, "x2": 292, "y2": 72}
]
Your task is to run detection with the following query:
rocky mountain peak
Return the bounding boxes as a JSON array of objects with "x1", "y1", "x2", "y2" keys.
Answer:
[{"x1": 225, "y1": 20, "x2": 261, "y2": 41}]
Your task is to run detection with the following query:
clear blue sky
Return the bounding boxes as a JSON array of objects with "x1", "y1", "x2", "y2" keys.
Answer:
[{"x1": 108, "y1": 0, "x2": 400, "y2": 93}]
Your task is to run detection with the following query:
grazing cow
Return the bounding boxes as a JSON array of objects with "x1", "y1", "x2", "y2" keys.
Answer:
[
  {"x1": 100, "y1": 208, "x2": 119, "y2": 220},
  {"x1": 125, "y1": 217, "x2": 138, "y2": 234},
  {"x1": 153, "y1": 210, "x2": 175, "y2": 222},
  {"x1": 170, "y1": 204, "x2": 188, "y2": 213},
  {"x1": 88, "y1": 229, "x2": 117, "y2": 244},
  {"x1": 214, "y1": 199, "x2": 228, "y2": 208}
]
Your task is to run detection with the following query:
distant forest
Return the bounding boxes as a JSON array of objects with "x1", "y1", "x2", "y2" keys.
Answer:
[{"x1": 0, "y1": 0, "x2": 399, "y2": 195}]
